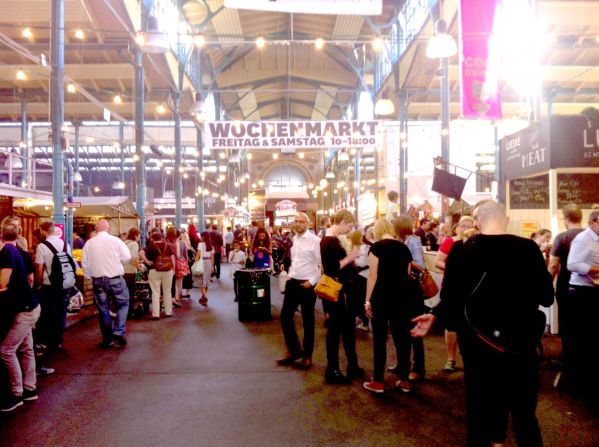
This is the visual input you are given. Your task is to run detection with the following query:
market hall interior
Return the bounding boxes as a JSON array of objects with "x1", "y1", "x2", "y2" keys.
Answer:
[{"x1": 0, "y1": 273, "x2": 597, "y2": 447}]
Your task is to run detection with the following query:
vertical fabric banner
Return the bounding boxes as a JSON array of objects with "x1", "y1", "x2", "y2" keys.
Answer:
[{"x1": 459, "y1": 0, "x2": 502, "y2": 119}]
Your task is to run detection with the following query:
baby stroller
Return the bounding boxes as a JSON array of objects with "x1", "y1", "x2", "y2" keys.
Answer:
[{"x1": 129, "y1": 270, "x2": 151, "y2": 319}]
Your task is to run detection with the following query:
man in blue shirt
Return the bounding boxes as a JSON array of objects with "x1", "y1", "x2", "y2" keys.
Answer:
[{"x1": 0, "y1": 222, "x2": 41, "y2": 412}]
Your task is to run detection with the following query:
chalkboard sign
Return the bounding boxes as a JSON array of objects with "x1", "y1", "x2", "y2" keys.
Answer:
[
  {"x1": 509, "y1": 174, "x2": 549, "y2": 209},
  {"x1": 557, "y1": 173, "x2": 599, "y2": 208}
]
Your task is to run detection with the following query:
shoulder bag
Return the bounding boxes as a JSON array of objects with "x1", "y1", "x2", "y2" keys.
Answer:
[
  {"x1": 419, "y1": 269, "x2": 439, "y2": 298},
  {"x1": 154, "y1": 242, "x2": 173, "y2": 272},
  {"x1": 314, "y1": 274, "x2": 342, "y2": 303}
]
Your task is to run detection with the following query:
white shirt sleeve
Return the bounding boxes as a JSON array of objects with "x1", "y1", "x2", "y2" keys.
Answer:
[{"x1": 308, "y1": 237, "x2": 322, "y2": 286}]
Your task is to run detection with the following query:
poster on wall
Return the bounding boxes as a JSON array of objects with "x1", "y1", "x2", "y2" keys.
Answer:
[{"x1": 204, "y1": 120, "x2": 381, "y2": 150}]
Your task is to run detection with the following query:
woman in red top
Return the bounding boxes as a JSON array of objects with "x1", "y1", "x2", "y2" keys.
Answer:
[{"x1": 434, "y1": 216, "x2": 474, "y2": 371}]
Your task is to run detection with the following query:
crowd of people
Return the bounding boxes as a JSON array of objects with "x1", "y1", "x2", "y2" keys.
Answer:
[{"x1": 1, "y1": 200, "x2": 597, "y2": 447}]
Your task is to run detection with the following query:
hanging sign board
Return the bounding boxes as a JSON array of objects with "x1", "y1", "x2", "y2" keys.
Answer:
[
  {"x1": 275, "y1": 200, "x2": 298, "y2": 217},
  {"x1": 224, "y1": 0, "x2": 382, "y2": 15},
  {"x1": 204, "y1": 120, "x2": 381, "y2": 150}
]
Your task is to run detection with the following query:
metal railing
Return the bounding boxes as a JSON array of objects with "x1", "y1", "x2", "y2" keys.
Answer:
[{"x1": 0, "y1": 148, "x2": 54, "y2": 193}]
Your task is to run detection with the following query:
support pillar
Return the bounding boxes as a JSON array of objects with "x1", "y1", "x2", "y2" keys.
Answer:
[
  {"x1": 50, "y1": 0, "x2": 65, "y2": 226},
  {"x1": 440, "y1": 55, "x2": 450, "y2": 216},
  {"x1": 134, "y1": 49, "x2": 146, "y2": 245},
  {"x1": 119, "y1": 122, "x2": 125, "y2": 191},
  {"x1": 74, "y1": 121, "x2": 80, "y2": 196},
  {"x1": 196, "y1": 127, "x2": 204, "y2": 229}
]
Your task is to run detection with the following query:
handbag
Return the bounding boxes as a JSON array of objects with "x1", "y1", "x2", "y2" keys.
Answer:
[
  {"x1": 175, "y1": 241, "x2": 190, "y2": 278},
  {"x1": 191, "y1": 259, "x2": 204, "y2": 275},
  {"x1": 314, "y1": 274, "x2": 342, "y2": 303},
  {"x1": 154, "y1": 243, "x2": 173, "y2": 272},
  {"x1": 419, "y1": 269, "x2": 439, "y2": 298}
]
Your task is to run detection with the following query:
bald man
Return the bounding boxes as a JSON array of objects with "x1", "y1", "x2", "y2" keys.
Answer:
[
  {"x1": 82, "y1": 220, "x2": 131, "y2": 349},
  {"x1": 277, "y1": 212, "x2": 322, "y2": 370},
  {"x1": 412, "y1": 201, "x2": 554, "y2": 447}
]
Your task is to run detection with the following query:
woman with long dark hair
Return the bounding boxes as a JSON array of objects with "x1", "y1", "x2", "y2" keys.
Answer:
[{"x1": 320, "y1": 209, "x2": 363, "y2": 384}]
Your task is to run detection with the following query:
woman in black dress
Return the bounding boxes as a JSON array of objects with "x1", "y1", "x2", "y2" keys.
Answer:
[
  {"x1": 320, "y1": 209, "x2": 363, "y2": 384},
  {"x1": 363, "y1": 218, "x2": 418, "y2": 394}
]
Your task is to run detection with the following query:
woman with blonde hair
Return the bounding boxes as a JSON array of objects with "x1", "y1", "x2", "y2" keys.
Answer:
[
  {"x1": 320, "y1": 209, "x2": 364, "y2": 384},
  {"x1": 363, "y1": 218, "x2": 418, "y2": 394}
]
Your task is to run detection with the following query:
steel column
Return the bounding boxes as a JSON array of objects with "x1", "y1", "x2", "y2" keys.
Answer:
[
  {"x1": 119, "y1": 122, "x2": 125, "y2": 189},
  {"x1": 174, "y1": 92, "x2": 182, "y2": 228},
  {"x1": 74, "y1": 121, "x2": 80, "y2": 196},
  {"x1": 20, "y1": 95, "x2": 29, "y2": 187},
  {"x1": 196, "y1": 127, "x2": 204, "y2": 229},
  {"x1": 440, "y1": 56, "x2": 450, "y2": 215},
  {"x1": 50, "y1": 0, "x2": 65, "y2": 226},
  {"x1": 134, "y1": 49, "x2": 146, "y2": 245}
]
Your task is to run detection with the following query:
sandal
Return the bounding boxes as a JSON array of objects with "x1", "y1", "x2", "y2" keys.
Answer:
[{"x1": 199, "y1": 296, "x2": 208, "y2": 306}]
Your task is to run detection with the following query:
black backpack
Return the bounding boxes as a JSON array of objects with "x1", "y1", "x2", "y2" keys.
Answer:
[{"x1": 42, "y1": 240, "x2": 77, "y2": 290}]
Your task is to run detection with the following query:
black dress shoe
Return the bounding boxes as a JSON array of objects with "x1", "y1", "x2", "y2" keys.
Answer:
[
  {"x1": 99, "y1": 341, "x2": 115, "y2": 349},
  {"x1": 276, "y1": 354, "x2": 302, "y2": 366},
  {"x1": 347, "y1": 365, "x2": 365, "y2": 379},
  {"x1": 297, "y1": 358, "x2": 313, "y2": 370},
  {"x1": 112, "y1": 335, "x2": 127, "y2": 346},
  {"x1": 325, "y1": 369, "x2": 352, "y2": 385}
]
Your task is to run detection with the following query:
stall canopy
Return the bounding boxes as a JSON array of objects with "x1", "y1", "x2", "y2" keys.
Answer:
[{"x1": 13, "y1": 196, "x2": 138, "y2": 219}]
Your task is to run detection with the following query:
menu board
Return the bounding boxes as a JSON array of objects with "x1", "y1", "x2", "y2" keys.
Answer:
[
  {"x1": 557, "y1": 173, "x2": 599, "y2": 208},
  {"x1": 509, "y1": 174, "x2": 549, "y2": 209}
]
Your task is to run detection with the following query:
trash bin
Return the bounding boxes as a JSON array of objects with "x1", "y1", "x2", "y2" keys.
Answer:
[{"x1": 234, "y1": 268, "x2": 271, "y2": 321}]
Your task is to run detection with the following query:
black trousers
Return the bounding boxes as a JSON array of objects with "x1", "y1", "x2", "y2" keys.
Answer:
[
  {"x1": 459, "y1": 331, "x2": 542, "y2": 447},
  {"x1": 213, "y1": 252, "x2": 222, "y2": 278},
  {"x1": 323, "y1": 293, "x2": 358, "y2": 371},
  {"x1": 371, "y1": 313, "x2": 411, "y2": 382},
  {"x1": 280, "y1": 279, "x2": 317, "y2": 358},
  {"x1": 567, "y1": 286, "x2": 598, "y2": 404},
  {"x1": 36, "y1": 285, "x2": 69, "y2": 349}
]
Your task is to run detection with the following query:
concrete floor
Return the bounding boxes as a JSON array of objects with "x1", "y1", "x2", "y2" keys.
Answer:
[{"x1": 1, "y1": 264, "x2": 597, "y2": 447}]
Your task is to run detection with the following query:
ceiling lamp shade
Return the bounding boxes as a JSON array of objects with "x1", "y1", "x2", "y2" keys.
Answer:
[
  {"x1": 73, "y1": 171, "x2": 83, "y2": 182},
  {"x1": 137, "y1": 16, "x2": 169, "y2": 54},
  {"x1": 189, "y1": 92, "x2": 203, "y2": 115},
  {"x1": 426, "y1": 19, "x2": 457, "y2": 59},
  {"x1": 338, "y1": 151, "x2": 349, "y2": 162},
  {"x1": 374, "y1": 91, "x2": 395, "y2": 116},
  {"x1": 325, "y1": 170, "x2": 335, "y2": 179},
  {"x1": 112, "y1": 180, "x2": 125, "y2": 190}
]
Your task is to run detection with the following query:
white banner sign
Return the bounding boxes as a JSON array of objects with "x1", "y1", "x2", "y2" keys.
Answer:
[
  {"x1": 205, "y1": 120, "x2": 381, "y2": 150},
  {"x1": 224, "y1": 0, "x2": 382, "y2": 15}
]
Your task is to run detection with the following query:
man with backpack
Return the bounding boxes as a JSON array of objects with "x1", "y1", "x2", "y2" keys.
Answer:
[
  {"x1": 35, "y1": 222, "x2": 76, "y2": 353},
  {"x1": 82, "y1": 220, "x2": 131, "y2": 349}
]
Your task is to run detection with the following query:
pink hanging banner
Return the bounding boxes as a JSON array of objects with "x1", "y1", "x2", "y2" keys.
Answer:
[{"x1": 459, "y1": 0, "x2": 502, "y2": 119}]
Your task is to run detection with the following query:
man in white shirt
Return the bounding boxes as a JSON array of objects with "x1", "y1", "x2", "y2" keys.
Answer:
[
  {"x1": 224, "y1": 226, "x2": 234, "y2": 262},
  {"x1": 566, "y1": 210, "x2": 599, "y2": 402},
  {"x1": 35, "y1": 222, "x2": 74, "y2": 352},
  {"x1": 277, "y1": 212, "x2": 321, "y2": 370},
  {"x1": 82, "y1": 220, "x2": 131, "y2": 349}
]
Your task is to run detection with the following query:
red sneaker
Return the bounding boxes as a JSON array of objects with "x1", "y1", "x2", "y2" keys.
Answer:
[
  {"x1": 363, "y1": 380, "x2": 385, "y2": 394},
  {"x1": 396, "y1": 380, "x2": 412, "y2": 393}
]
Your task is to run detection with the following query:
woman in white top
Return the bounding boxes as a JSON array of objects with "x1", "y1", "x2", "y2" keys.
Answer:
[{"x1": 193, "y1": 235, "x2": 212, "y2": 306}]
